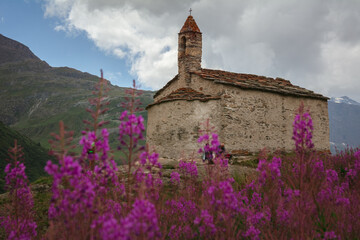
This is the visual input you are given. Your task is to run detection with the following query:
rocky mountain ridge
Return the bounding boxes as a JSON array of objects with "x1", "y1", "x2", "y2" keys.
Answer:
[
  {"x1": 330, "y1": 96, "x2": 360, "y2": 106},
  {"x1": 328, "y1": 96, "x2": 360, "y2": 152},
  {"x1": 0, "y1": 34, "x2": 40, "y2": 65}
]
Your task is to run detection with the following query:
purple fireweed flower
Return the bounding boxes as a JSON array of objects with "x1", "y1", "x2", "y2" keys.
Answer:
[
  {"x1": 198, "y1": 134, "x2": 209, "y2": 143},
  {"x1": 257, "y1": 159, "x2": 268, "y2": 186},
  {"x1": 276, "y1": 206, "x2": 290, "y2": 225},
  {"x1": 95, "y1": 214, "x2": 125, "y2": 240},
  {"x1": 170, "y1": 171, "x2": 181, "y2": 184},
  {"x1": 198, "y1": 132, "x2": 221, "y2": 156},
  {"x1": 346, "y1": 168, "x2": 357, "y2": 179},
  {"x1": 134, "y1": 168, "x2": 146, "y2": 184},
  {"x1": 45, "y1": 156, "x2": 96, "y2": 219},
  {"x1": 326, "y1": 169, "x2": 339, "y2": 184},
  {"x1": 133, "y1": 151, "x2": 163, "y2": 200},
  {"x1": 1, "y1": 161, "x2": 37, "y2": 240},
  {"x1": 355, "y1": 150, "x2": 360, "y2": 158},
  {"x1": 250, "y1": 192, "x2": 262, "y2": 209},
  {"x1": 248, "y1": 211, "x2": 270, "y2": 226},
  {"x1": 145, "y1": 173, "x2": 154, "y2": 187},
  {"x1": 118, "y1": 112, "x2": 145, "y2": 148},
  {"x1": 164, "y1": 198, "x2": 198, "y2": 223},
  {"x1": 5, "y1": 162, "x2": 29, "y2": 189},
  {"x1": 354, "y1": 155, "x2": 360, "y2": 172},
  {"x1": 205, "y1": 179, "x2": 240, "y2": 215},
  {"x1": 335, "y1": 197, "x2": 350, "y2": 206},
  {"x1": 257, "y1": 157, "x2": 282, "y2": 188},
  {"x1": 292, "y1": 109, "x2": 314, "y2": 151},
  {"x1": 179, "y1": 160, "x2": 198, "y2": 177},
  {"x1": 0, "y1": 217, "x2": 37, "y2": 240},
  {"x1": 269, "y1": 157, "x2": 282, "y2": 179},
  {"x1": 312, "y1": 160, "x2": 325, "y2": 180},
  {"x1": 216, "y1": 157, "x2": 229, "y2": 168},
  {"x1": 194, "y1": 210, "x2": 217, "y2": 235},
  {"x1": 283, "y1": 188, "x2": 297, "y2": 203},
  {"x1": 120, "y1": 199, "x2": 161, "y2": 239},
  {"x1": 93, "y1": 159, "x2": 124, "y2": 196},
  {"x1": 138, "y1": 151, "x2": 162, "y2": 169},
  {"x1": 79, "y1": 128, "x2": 112, "y2": 164},
  {"x1": 210, "y1": 133, "x2": 220, "y2": 151},
  {"x1": 79, "y1": 131, "x2": 98, "y2": 160},
  {"x1": 243, "y1": 225, "x2": 261, "y2": 240},
  {"x1": 139, "y1": 151, "x2": 148, "y2": 165}
]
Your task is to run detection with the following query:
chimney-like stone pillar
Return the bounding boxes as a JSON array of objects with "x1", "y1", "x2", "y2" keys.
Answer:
[{"x1": 178, "y1": 15, "x2": 202, "y2": 85}]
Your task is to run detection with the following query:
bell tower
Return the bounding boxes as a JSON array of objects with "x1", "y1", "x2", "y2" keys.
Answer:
[{"x1": 178, "y1": 14, "x2": 202, "y2": 84}]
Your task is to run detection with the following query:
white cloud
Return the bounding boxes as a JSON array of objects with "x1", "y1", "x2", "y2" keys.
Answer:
[
  {"x1": 42, "y1": 0, "x2": 360, "y2": 101},
  {"x1": 43, "y1": 0, "x2": 182, "y2": 89}
]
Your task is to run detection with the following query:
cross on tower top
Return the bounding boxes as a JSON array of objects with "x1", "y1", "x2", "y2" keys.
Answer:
[{"x1": 189, "y1": 8, "x2": 192, "y2": 16}]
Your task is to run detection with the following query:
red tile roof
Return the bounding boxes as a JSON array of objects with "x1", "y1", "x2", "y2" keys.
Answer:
[
  {"x1": 154, "y1": 69, "x2": 328, "y2": 100},
  {"x1": 180, "y1": 15, "x2": 201, "y2": 33},
  {"x1": 147, "y1": 87, "x2": 220, "y2": 109},
  {"x1": 193, "y1": 68, "x2": 328, "y2": 100}
]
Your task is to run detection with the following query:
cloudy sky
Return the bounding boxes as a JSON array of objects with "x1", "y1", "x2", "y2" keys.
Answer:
[{"x1": 1, "y1": 0, "x2": 360, "y2": 101}]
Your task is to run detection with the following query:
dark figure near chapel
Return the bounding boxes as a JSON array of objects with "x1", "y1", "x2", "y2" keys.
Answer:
[{"x1": 204, "y1": 143, "x2": 213, "y2": 164}]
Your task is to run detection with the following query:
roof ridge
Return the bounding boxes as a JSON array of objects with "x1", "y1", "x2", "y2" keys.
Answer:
[
  {"x1": 192, "y1": 68, "x2": 328, "y2": 100},
  {"x1": 147, "y1": 87, "x2": 219, "y2": 109}
]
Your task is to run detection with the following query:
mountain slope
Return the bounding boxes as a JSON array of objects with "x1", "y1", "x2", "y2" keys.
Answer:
[
  {"x1": 0, "y1": 34, "x2": 40, "y2": 65},
  {"x1": 0, "y1": 34, "x2": 154, "y2": 152},
  {"x1": 328, "y1": 97, "x2": 360, "y2": 152},
  {"x1": 0, "y1": 121, "x2": 51, "y2": 193},
  {"x1": 330, "y1": 96, "x2": 360, "y2": 106}
]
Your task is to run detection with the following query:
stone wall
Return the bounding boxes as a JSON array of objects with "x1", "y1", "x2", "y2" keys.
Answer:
[
  {"x1": 175, "y1": 74, "x2": 329, "y2": 154},
  {"x1": 178, "y1": 31, "x2": 202, "y2": 85},
  {"x1": 146, "y1": 99, "x2": 221, "y2": 159},
  {"x1": 147, "y1": 74, "x2": 329, "y2": 159},
  {"x1": 218, "y1": 87, "x2": 330, "y2": 153}
]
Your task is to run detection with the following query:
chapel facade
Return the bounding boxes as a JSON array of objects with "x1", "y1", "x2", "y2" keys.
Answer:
[{"x1": 146, "y1": 15, "x2": 330, "y2": 159}]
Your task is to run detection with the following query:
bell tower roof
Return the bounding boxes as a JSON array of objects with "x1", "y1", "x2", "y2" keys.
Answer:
[{"x1": 180, "y1": 15, "x2": 201, "y2": 33}]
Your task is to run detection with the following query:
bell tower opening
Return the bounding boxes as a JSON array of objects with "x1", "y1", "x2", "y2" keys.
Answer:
[{"x1": 179, "y1": 36, "x2": 186, "y2": 58}]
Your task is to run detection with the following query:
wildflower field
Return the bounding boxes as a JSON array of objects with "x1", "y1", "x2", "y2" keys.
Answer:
[{"x1": 1, "y1": 73, "x2": 360, "y2": 239}]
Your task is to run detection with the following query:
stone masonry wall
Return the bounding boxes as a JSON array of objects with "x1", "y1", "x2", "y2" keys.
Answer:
[
  {"x1": 147, "y1": 74, "x2": 329, "y2": 159},
  {"x1": 218, "y1": 88, "x2": 330, "y2": 153},
  {"x1": 146, "y1": 99, "x2": 221, "y2": 159},
  {"x1": 178, "y1": 31, "x2": 202, "y2": 85},
  {"x1": 188, "y1": 74, "x2": 330, "y2": 153}
]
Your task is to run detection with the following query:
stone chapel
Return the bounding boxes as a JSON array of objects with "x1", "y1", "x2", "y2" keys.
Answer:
[{"x1": 146, "y1": 15, "x2": 330, "y2": 159}]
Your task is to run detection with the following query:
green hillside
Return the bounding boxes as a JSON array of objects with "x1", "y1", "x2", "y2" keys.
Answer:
[
  {"x1": 0, "y1": 34, "x2": 155, "y2": 168},
  {"x1": 0, "y1": 121, "x2": 52, "y2": 193},
  {"x1": 0, "y1": 60, "x2": 154, "y2": 150},
  {"x1": 0, "y1": 60, "x2": 154, "y2": 152}
]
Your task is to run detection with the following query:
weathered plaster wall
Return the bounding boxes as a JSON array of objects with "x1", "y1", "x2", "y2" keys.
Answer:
[
  {"x1": 284, "y1": 97, "x2": 330, "y2": 151},
  {"x1": 148, "y1": 73, "x2": 329, "y2": 159},
  {"x1": 192, "y1": 74, "x2": 329, "y2": 153},
  {"x1": 146, "y1": 99, "x2": 221, "y2": 159},
  {"x1": 218, "y1": 87, "x2": 330, "y2": 153}
]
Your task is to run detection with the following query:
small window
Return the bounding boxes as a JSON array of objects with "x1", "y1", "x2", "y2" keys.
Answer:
[{"x1": 179, "y1": 36, "x2": 186, "y2": 57}]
